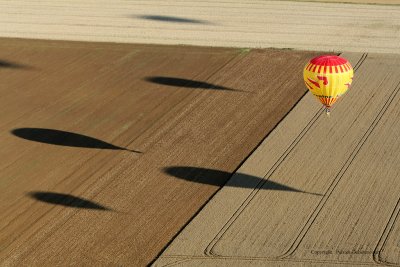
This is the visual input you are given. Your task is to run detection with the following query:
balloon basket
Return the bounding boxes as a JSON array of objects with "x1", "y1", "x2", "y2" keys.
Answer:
[{"x1": 325, "y1": 107, "x2": 331, "y2": 117}]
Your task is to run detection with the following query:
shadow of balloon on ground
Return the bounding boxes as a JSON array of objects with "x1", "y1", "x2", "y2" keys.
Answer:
[
  {"x1": 0, "y1": 59, "x2": 31, "y2": 69},
  {"x1": 137, "y1": 15, "x2": 209, "y2": 24},
  {"x1": 145, "y1": 76, "x2": 242, "y2": 92},
  {"x1": 11, "y1": 128, "x2": 141, "y2": 153},
  {"x1": 164, "y1": 166, "x2": 323, "y2": 196},
  {"x1": 28, "y1": 191, "x2": 112, "y2": 211}
]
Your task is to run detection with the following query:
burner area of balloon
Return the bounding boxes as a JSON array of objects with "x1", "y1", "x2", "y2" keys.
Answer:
[{"x1": 303, "y1": 55, "x2": 354, "y2": 115}]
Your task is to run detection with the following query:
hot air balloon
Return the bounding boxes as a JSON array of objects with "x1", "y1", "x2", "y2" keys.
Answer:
[{"x1": 303, "y1": 55, "x2": 353, "y2": 115}]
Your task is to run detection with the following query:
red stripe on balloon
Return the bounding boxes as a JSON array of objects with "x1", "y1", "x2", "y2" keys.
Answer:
[
  {"x1": 305, "y1": 82, "x2": 313, "y2": 90},
  {"x1": 348, "y1": 63, "x2": 353, "y2": 71},
  {"x1": 312, "y1": 64, "x2": 317, "y2": 72},
  {"x1": 308, "y1": 78, "x2": 320, "y2": 88}
]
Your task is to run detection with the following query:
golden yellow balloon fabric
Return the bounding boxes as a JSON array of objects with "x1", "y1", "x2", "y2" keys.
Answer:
[{"x1": 303, "y1": 55, "x2": 353, "y2": 111}]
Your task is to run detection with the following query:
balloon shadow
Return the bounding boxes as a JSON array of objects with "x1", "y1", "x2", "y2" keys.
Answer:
[
  {"x1": 0, "y1": 59, "x2": 31, "y2": 69},
  {"x1": 28, "y1": 191, "x2": 112, "y2": 211},
  {"x1": 164, "y1": 166, "x2": 322, "y2": 196},
  {"x1": 145, "y1": 76, "x2": 242, "y2": 92},
  {"x1": 137, "y1": 15, "x2": 208, "y2": 24},
  {"x1": 11, "y1": 128, "x2": 141, "y2": 153}
]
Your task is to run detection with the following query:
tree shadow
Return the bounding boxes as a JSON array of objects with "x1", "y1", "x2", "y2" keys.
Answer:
[
  {"x1": 0, "y1": 59, "x2": 31, "y2": 69},
  {"x1": 137, "y1": 15, "x2": 208, "y2": 24},
  {"x1": 28, "y1": 191, "x2": 112, "y2": 211},
  {"x1": 164, "y1": 166, "x2": 322, "y2": 196},
  {"x1": 145, "y1": 76, "x2": 242, "y2": 92},
  {"x1": 11, "y1": 128, "x2": 141, "y2": 153}
]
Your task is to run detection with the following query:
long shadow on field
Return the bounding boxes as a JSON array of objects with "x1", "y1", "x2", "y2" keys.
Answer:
[
  {"x1": 164, "y1": 166, "x2": 322, "y2": 196},
  {"x1": 145, "y1": 76, "x2": 241, "y2": 92},
  {"x1": 0, "y1": 59, "x2": 31, "y2": 69},
  {"x1": 28, "y1": 191, "x2": 112, "y2": 211},
  {"x1": 12, "y1": 128, "x2": 141, "y2": 153},
  {"x1": 137, "y1": 15, "x2": 208, "y2": 24}
]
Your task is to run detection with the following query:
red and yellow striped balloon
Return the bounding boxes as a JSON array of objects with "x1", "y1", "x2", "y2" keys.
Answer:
[{"x1": 303, "y1": 55, "x2": 353, "y2": 115}]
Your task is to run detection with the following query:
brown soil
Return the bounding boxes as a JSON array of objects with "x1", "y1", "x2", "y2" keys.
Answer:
[{"x1": 0, "y1": 38, "x2": 319, "y2": 266}]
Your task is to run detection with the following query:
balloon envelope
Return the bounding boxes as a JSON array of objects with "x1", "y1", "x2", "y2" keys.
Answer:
[{"x1": 303, "y1": 55, "x2": 353, "y2": 113}]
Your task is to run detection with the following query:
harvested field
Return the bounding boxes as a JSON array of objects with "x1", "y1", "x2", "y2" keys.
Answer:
[
  {"x1": 0, "y1": 1, "x2": 399, "y2": 53},
  {"x1": 0, "y1": 38, "x2": 319, "y2": 266},
  {"x1": 155, "y1": 53, "x2": 400, "y2": 266},
  {"x1": 297, "y1": 0, "x2": 400, "y2": 4}
]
